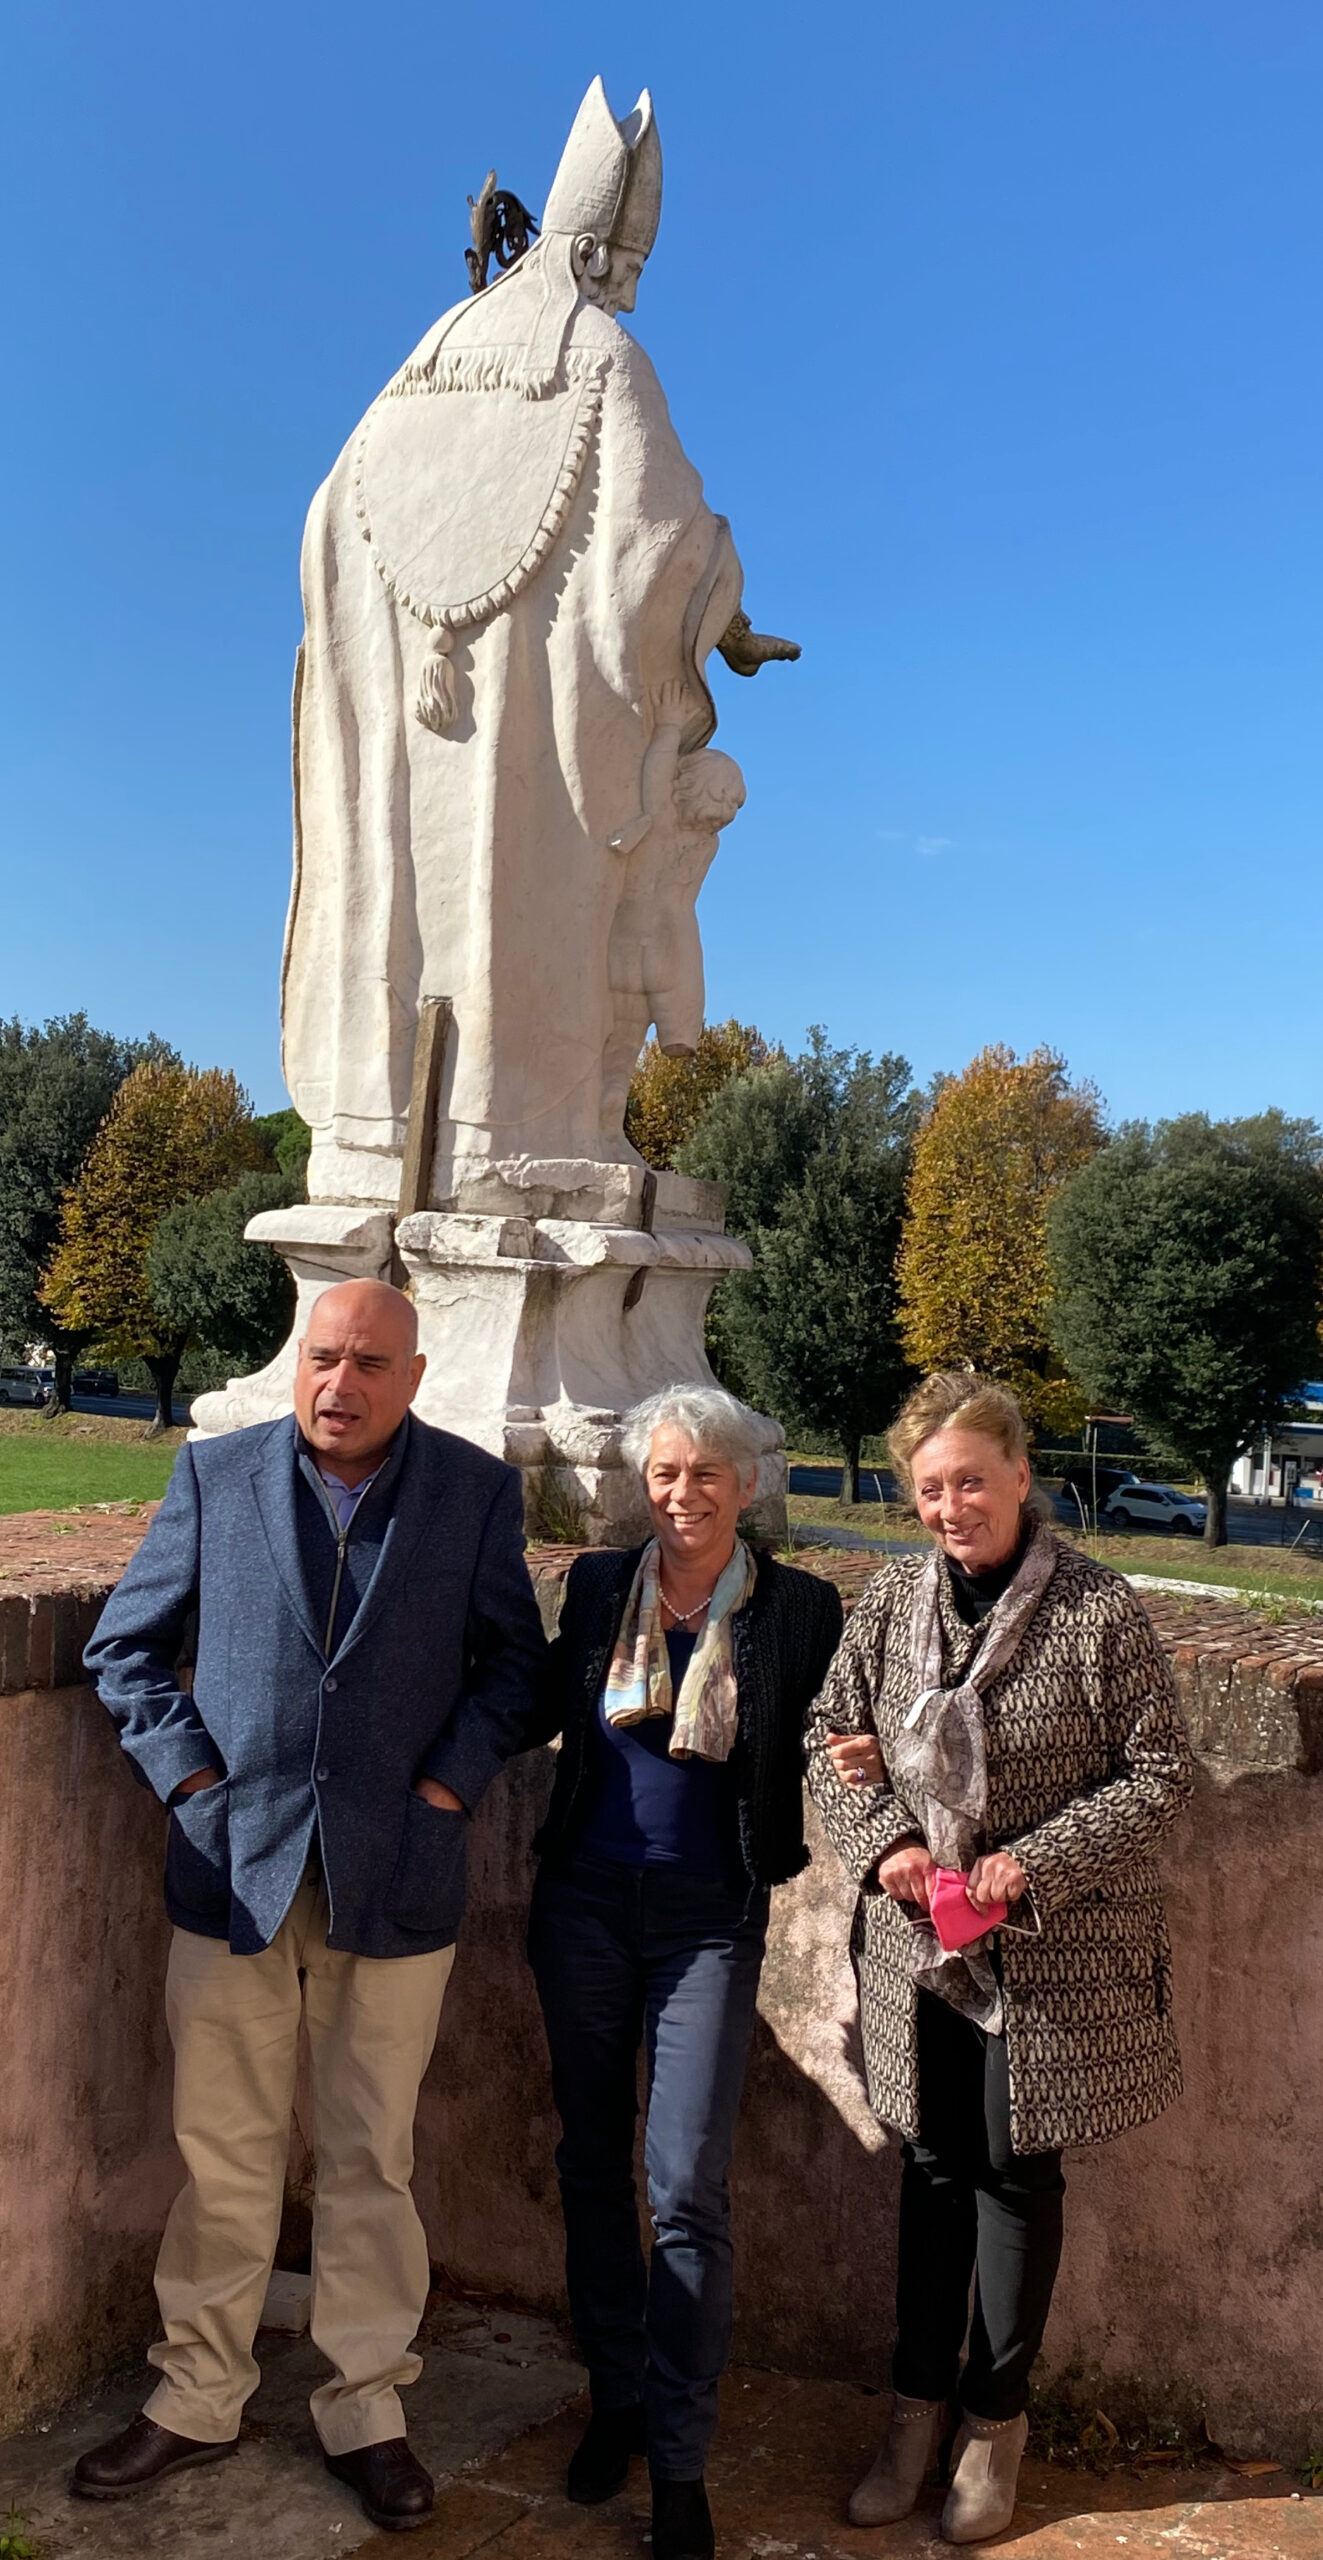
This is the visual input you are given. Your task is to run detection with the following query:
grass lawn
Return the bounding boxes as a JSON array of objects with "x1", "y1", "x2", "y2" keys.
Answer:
[
  {"x1": 1060, "y1": 1530, "x2": 1323, "y2": 1609},
  {"x1": 0, "y1": 1411, "x2": 184, "y2": 1514}
]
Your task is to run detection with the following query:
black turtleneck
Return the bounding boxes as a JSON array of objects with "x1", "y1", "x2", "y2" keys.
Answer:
[{"x1": 946, "y1": 1522, "x2": 1033, "y2": 1626}]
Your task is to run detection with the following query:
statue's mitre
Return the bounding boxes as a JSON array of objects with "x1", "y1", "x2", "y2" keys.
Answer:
[{"x1": 541, "y1": 75, "x2": 662, "y2": 258}]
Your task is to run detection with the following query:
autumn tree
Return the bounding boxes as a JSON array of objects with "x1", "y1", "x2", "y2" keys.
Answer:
[
  {"x1": 625, "y1": 1021, "x2": 774, "y2": 1172},
  {"x1": 680, "y1": 1033, "x2": 921, "y2": 1502},
  {"x1": 1049, "y1": 1113, "x2": 1323, "y2": 1545},
  {"x1": 897, "y1": 1045, "x2": 1104, "y2": 1433},
  {"x1": 42, "y1": 1062, "x2": 266, "y2": 1431},
  {"x1": 0, "y1": 1014, "x2": 177, "y2": 1408}
]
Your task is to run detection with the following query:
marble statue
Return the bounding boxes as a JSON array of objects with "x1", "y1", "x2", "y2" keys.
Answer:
[
  {"x1": 195, "y1": 78, "x2": 794, "y2": 1540},
  {"x1": 283, "y1": 75, "x2": 794, "y2": 1207}
]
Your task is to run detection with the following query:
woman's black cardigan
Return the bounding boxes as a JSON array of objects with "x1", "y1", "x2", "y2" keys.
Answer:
[{"x1": 528, "y1": 1545, "x2": 844, "y2": 1889}]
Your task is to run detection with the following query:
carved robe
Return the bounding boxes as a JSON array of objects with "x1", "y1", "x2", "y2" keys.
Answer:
[{"x1": 282, "y1": 254, "x2": 743, "y2": 1207}]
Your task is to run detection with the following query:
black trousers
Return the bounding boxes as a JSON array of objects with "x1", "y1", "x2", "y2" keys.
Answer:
[{"x1": 892, "y1": 1990, "x2": 1065, "y2": 2422}]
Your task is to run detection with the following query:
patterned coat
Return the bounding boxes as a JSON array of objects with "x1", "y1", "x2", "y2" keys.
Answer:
[{"x1": 805, "y1": 1540, "x2": 1195, "y2": 2154}]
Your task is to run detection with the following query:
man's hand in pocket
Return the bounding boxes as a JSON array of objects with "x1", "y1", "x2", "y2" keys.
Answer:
[{"x1": 412, "y1": 1778, "x2": 464, "y2": 1812}]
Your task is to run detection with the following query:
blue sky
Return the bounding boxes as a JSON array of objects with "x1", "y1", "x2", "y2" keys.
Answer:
[{"x1": 2, "y1": 2, "x2": 1318, "y2": 1129}]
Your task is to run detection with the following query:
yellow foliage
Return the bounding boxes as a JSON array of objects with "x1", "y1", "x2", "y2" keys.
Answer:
[
  {"x1": 896, "y1": 1045, "x2": 1104, "y2": 1432},
  {"x1": 42, "y1": 1062, "x2": 266, "y2": 1359},
  {"x1": 624, "y1": 1020, "x2": 773, "y2": 1171}
]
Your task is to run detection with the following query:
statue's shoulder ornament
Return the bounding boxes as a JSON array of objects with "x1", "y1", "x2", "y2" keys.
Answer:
[{"x1": 353, "y1": 337, "x2": 611, "y2": 734}]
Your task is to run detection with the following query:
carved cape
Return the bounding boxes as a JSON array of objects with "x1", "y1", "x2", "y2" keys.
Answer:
[{"x1": 282, "y1": 253, "x2": 743, "y2": 1203}]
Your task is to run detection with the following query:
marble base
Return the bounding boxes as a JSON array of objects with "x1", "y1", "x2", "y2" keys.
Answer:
[
  {"x1": 188, "y1": 1193, "x2": 787, "y2": 1548},
  {"x1": 397, "y1": 1207, "x2": 785, "y2": 1545}
]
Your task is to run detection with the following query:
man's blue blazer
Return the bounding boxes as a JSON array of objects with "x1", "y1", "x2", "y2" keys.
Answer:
[{"x1": 84, "y1": 1411, "x2": 547, "y2": 1958}]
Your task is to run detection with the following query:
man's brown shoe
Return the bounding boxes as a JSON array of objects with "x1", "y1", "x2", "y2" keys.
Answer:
[
  {"x1": 324, "y1": 2438, "x2": 434, "y2": 2531},
  {"x1": 72, "y1": 2411, "x2": 240, "y2": 2499}
]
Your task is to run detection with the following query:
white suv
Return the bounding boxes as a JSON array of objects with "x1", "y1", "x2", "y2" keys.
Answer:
[
  {"x1": 1103, "y1": 1481, "x2": 1207, "y2": 1536},
  {"x1": 0, "y1": 1364, "x2": 52, "y2": 1407}
]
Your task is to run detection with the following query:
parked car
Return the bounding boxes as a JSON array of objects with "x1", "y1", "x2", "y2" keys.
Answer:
[
  {"x1": 1103, "y1": 1481, "x2": 1208, "y2": 1536},
  {"x1": 1059, "y1": 1462, "x2": 1138, "y2": 1516},
  {"x1": 0, "y1": 1363, "x2": 53, "y2": 1407},
  {"x1": 72, "y1": 1367, "x2": 119, "y2": 1398}
]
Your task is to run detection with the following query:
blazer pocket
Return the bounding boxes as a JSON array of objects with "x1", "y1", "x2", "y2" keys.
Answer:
[
  {"x1": 165, "y1": 1780, "x2": 232, "y2": 1923},
  {"x1": 388, "y1": 1794, "x2": 469, "y2": 1938}
]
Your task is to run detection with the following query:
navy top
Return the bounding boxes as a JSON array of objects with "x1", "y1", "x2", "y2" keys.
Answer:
[{"x1": 575, "y1": 1628, "x2": 743, "y2": 1880}]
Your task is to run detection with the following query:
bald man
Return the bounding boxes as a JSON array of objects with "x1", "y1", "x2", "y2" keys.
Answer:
[{"x1": 78, "y1": 1280, "x2": 545, "y2": 2530}]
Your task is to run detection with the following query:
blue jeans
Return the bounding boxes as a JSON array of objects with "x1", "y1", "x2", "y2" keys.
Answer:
[{"x1": 528, "y1": 1854, "x2": 769, "y2": 2480}]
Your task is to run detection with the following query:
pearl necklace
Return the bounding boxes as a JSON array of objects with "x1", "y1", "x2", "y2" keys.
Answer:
[{"x1": 660, "y1": 1580, "x2": 716, "y2": 1627}]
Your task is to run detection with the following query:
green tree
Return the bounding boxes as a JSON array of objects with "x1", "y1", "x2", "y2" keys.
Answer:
[
  {"x1": 897, "y1": 1045, "x2": 1105, "y2": 1433},
  {"x1": 252, "y1": 1107, "x2": 311, "y2": 1187},
  {"x1": 148, "y1": 1168, "x2": 300, "y2": 1374},
  {"x1": 1048, "y1": 1112, "x2": 1323, "y2": 1545},
  {"x1": 680, "y1": 1031, "x2": 920, "y2": 1503},
  {"x1": 0, "y1": 1014, "x2": 178, "y2": 1408},
  {"x1": 42, "y1": 1062, "x2": 266, "y2": 1432},
  {"x1": 625, "y1": 1020, "x2": 774, "y2": 1171}
]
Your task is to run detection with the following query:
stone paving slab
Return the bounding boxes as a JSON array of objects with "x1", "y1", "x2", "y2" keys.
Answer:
[
  {"x1": 365, "y1": 2370, "x2": 1318, "y2": 2560},
  {"x1": 5, "y1": 2343, "x2": 1316, "y2": 2560},
  {"x1": 0, "y1": 2303, "x2": 584, "y2": 2559}
]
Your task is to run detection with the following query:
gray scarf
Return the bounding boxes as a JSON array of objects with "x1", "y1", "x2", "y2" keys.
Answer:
[{"x1": 889, "y1": 1521, "x2": 1058, "y2": 2031}]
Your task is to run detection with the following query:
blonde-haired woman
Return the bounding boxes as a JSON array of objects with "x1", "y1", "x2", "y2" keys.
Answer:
[{"x1": 808, "y1": 1372, "x2": 1193, "y2": 2545}]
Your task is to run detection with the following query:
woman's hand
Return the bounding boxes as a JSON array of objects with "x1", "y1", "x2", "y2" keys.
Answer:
[
  {"x1": 967, "y1": 1851, "x2": 1028, "y2": 1913},
  {"x1": 877, "y1": 1839, "x2": 936, "y2": 1911},
  {"x1": 825, "y1": 1731, "x2": 885, "y2": 1790}
]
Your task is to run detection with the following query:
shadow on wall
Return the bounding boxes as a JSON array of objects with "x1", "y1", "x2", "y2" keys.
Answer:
[
  {"x1": 413, "y1": 1752, "x2": 901, "y2": 2372},
  {"x1": 3, "y1": 1671, "x2": 1320, "y2": 2460},
  {"x1": 406, "y1": 1751, "x2": 1323, "y2": 2463}
]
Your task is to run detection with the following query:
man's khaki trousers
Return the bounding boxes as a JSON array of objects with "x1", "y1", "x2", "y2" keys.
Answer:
[{"x1": 145, "y1": 1877, "x2": 453, "y2": 2455}]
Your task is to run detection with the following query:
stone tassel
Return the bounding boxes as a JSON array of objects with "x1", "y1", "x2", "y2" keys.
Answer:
[{"x1": 415, "y1": 626, "x2": 457, "y2": 732}]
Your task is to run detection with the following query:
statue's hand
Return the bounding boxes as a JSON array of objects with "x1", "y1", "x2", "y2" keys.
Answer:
[
  {"x1": 652, "y1": 677, "x2": 690, "y2": 728},
  {"x1": 717, "y1": 610, "x2": 802, "y2": 678}
]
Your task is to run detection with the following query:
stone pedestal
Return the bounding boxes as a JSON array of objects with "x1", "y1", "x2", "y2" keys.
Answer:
[{"x1": 189, "y1": 1165, "x2": 787, "y2": 1547}]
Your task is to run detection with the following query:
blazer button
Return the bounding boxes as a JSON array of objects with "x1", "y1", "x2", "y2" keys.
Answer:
[
  {"x1": 316, "y1": 1765, "x2": 331, "y2": 1782},
  {"x1": 325, "y1": 1676, "x2": 338, "y2": 1692}
]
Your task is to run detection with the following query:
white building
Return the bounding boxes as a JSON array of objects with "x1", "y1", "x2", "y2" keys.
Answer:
[{"x1": 1230, "y1": 1383, "x2": 1323, "y2": 1503}]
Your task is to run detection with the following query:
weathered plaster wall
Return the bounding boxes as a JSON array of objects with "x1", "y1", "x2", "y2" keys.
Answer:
[
  {"x1": 414, "y1": 1748, "x2": 1323, "y2": 2461},
  {"x1": 0, "y1": 1683, "x2": 178, "y2": 2426},
  {"x1": 2, "y1": 1534, "x2": 1321, "y2": 2456}
]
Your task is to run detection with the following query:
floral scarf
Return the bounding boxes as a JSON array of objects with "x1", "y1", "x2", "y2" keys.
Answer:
[{"x1": 603, "y1": 1537, "x2": 758, "y2": 1762}]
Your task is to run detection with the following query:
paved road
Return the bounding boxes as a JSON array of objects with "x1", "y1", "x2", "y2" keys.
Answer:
[
  {"x1": 789, "y1": 1463, "x2": 897, "y2": 1503},
  {"x1": 66, "y1": 1390, "x2": 193, "y2": 1426}
]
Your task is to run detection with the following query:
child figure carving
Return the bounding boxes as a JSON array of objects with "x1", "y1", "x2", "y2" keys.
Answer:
[{"x1": 603, "y1": 682, "x2": 746, "y2": 1130}]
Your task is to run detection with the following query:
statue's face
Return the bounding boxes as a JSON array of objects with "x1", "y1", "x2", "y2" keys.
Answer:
[{"x1": 597, "y1": 245, "x2": 645, "y2": 315}]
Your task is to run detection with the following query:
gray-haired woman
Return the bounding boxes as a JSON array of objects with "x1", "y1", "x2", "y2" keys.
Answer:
[{"x1": 526, "y1": 1384, "x2": 842, "y2": 2560}]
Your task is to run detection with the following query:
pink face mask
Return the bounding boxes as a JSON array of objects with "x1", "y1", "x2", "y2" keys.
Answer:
[{"x1": 928, "y1": 1866, "x2": 1006, "y2": 1952}]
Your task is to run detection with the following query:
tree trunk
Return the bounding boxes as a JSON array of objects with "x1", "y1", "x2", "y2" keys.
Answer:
[
  {"x1": 144, "y1": 1352, "x2": 182, "y2": 1437},
  {"x1": 48, "y1": 1346, "x2": 76, "y2": 1415},
  {"x1": 840, "y1": 1434, "x2": 861, "y2": 1509},
  {"x1": 1203, "y1": 1472, "x2": 1229, "y2": 1547}
]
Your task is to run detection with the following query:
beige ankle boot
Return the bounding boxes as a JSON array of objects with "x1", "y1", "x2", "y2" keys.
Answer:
[
  {"x1": 940, "y1": 2408, "x2": 1028, "y2": 2543},
  {"x1": 848, "y1": 2394, "x2": 949, "y2": 2526}
]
